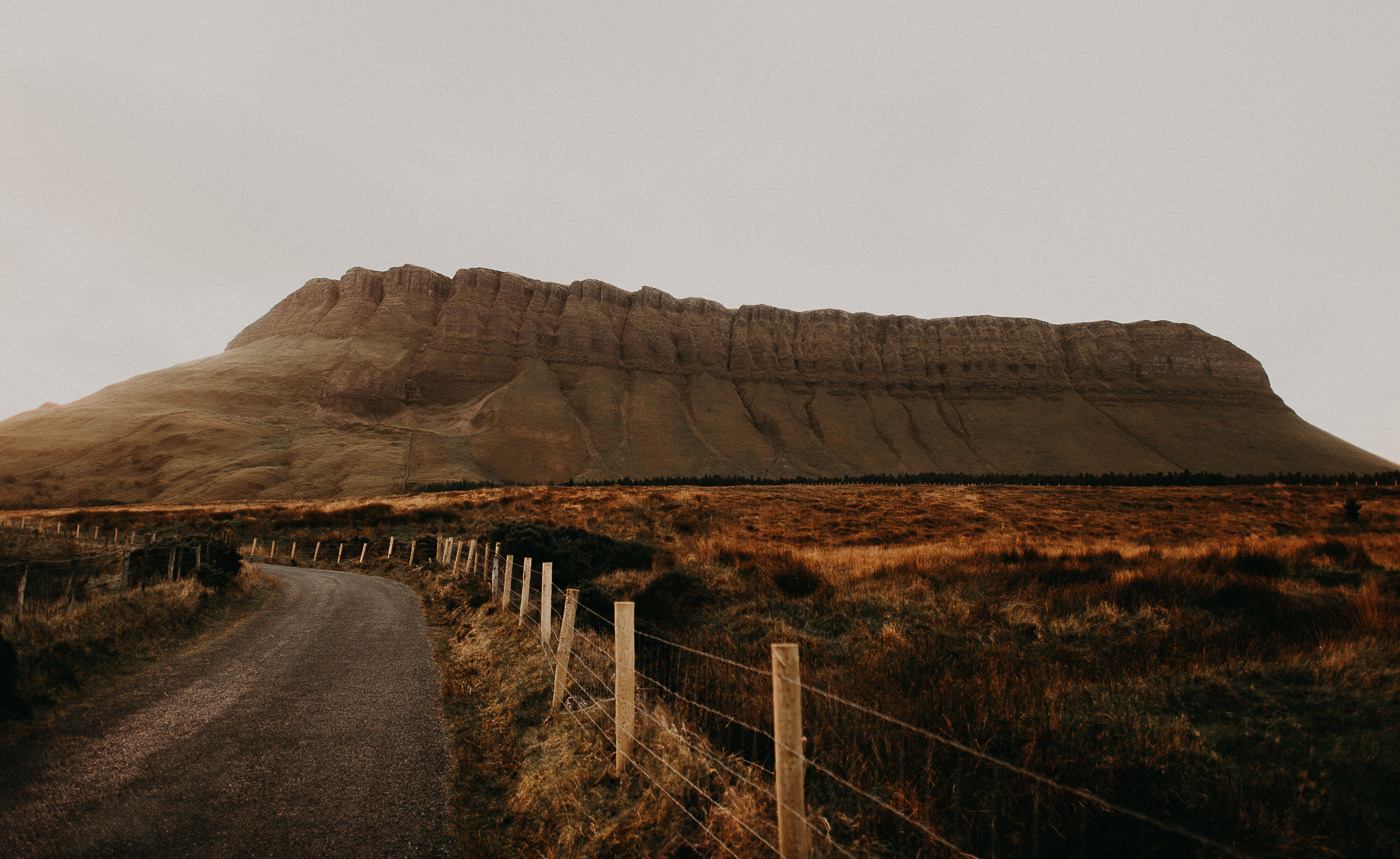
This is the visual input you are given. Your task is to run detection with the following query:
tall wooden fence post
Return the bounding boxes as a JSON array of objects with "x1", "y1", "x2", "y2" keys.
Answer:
[
  {"x1": 518, "y1": 559, "x2": 533, "y2": 624},
  {"x1": 270, "y1": 540, "x2": 277, "y2": 559},
  {"x1": 251, "y1": 538, "x2": 258, "y2": 556},
  {"x1": 491, "y1": 545, "x2": 501, "y2": 594},
  {"x1": 464, "y1": 540, "x2": 476, "y2": 577},
  {"x1": 337, "y1": 543, "x2": 345, "y2": 564},
  {"x1": 313, "y1": 542, "x2": 321, "y2": 563},
  {"x1": 15, "y1": 567, "x2": 27, "y2": 620},
  {"x1": 615, "y1": 601, "x2": 636, "y2": 774},
  {"x1": 551, "y1": 588, "x2": 579, "y2": 711},
  {"x1": 453, "y1": 540, "x2": 464, "y2": 572},
  {"x1": 408, "y1": 539, "x2": 417, "y2": 566},
  {"x1": 290, "y1": 542, "x2": 297, "y2": 561},
  {"x1": 501, "y1": 555, "x2": 514, "y2": 609},
  {"x1": 540, "y1": 562, "x2": 554, "y2": 646},
  {"x1": 387, "y1": 536, "x2": 395, "y2": 559},
  {"x1": 772, "y1": 643, "x2": 810, "y2": 859},
  {"x1": 359, "y1": 543, "x2": 368, "y2": 564}
]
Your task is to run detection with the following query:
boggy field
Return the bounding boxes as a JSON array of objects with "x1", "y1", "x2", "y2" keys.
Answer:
[{"x1": 18, "y1": 482, "x2": 1400, "y2": 856}]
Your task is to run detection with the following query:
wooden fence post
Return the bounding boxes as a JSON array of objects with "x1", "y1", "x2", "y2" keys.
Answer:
[
  {"x1": 167, "y1": 548, "x2": 176, "y2": 582},
  {"x1": 464, "y1": 540, "x2": 476, "y2": 578},
  {"x1": 518, "y1": 559, "x2": 533, "y2": 624},
  {"x1": 270, "y1": 540, "x2": 277, "y2": 559},
  {"x1": 551, "y1": 588, "x2": 579, "y2": 711},
  {"x1": 501, "y1": 555, "x2": 514, "y2": 608},
  {"x1": 359, "y1": 543, "x2": 368, "y2": 564},
  {"x1": 251, "y1": 538, "x2": 258, "y2": 555},
  {"x1": 313, "y1": 542, "x2": 321, "y2": 563},
  {"x1": 337, "y1": 543, "x2": 344, "y2": 564},
  {"x1": 454, "y1": 540, "x2": 464, "y2": 572},
  {"x1": 408, "y1": 540, "x2": 417, "y2": 566},
  {"x1": 615, "y1": 601, "x2": 636, "y2": 774},
  {"x1": 15, "y1": 567, "x2": 26, "y2": 620},
  {"x1": 540, "y1": 562, "x2": 554, "y2": 647},
  {"x1": 772, "y1": 643, "x2": 810, "y2": 859},
  {"x1": 290, "y1": 542, "x2": 297, "y2": 561},
  {"x1": 387, "y1": 536, "x2": 395, "y2": 559}
]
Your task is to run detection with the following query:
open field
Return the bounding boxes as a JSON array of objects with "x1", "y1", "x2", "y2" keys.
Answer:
[{"x1": 7, "y1": 482, "x2": 1399, "y2": 856}]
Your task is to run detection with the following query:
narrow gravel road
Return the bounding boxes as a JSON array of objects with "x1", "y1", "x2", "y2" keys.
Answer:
[{"x1": 0, "y1": 565, "x2": 453, "y2": 858}]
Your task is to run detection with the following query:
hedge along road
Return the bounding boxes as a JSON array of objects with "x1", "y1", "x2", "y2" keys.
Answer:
[{"x1": 0, "y1": 564, "x2": 453, "y2": 857}]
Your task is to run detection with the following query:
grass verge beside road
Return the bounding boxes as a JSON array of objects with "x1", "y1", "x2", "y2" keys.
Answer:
[{"x1": 0, "y1": 563, "x2": 277, "y2": 734}]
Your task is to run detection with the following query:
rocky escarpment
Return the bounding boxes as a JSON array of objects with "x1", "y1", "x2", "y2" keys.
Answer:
[
  {"x1": 230, "y1": 265, "x2": 1271, "y2": 405},
  {"x1": 0, "y1": 265, "x2": 1390, "y2": 505}
]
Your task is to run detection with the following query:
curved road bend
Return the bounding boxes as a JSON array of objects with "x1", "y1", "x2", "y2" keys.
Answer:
[{"x1": 0, "y1": 564, "x2": 453, "y2": 858}]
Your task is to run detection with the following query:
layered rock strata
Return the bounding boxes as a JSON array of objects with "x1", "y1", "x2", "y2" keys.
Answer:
[{"x1": 0, "y1": 265, "x2": 1390, "y2": 505}]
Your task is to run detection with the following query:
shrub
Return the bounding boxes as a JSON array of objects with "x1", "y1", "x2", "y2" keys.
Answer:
[
  {"x1": 193, "y1": 562, "x2": 235, "y2": 590},
  {"x1": 634, "y1": 569, "x2": 712, "y2": 629},
  {"x1": 1344, "y1": 497, "x2": 1363, "y2": 523},
  {"x1": 483, "y1": 521, "x2": 656, "y2": 588}
]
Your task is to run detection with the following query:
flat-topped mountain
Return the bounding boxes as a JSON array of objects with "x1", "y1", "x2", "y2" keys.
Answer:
[{"x1": 0, "y1": 265, "x2": 1391, "y2": 505}]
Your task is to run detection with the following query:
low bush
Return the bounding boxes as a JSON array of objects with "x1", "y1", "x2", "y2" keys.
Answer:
[{"x1": 483, "y1": 521, "x2": 657, "y2": 588}]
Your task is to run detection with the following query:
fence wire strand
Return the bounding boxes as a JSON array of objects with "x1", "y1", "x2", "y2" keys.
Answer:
[{"x1": 354, "y1": 533, "x2": 1257, "y2": 858}]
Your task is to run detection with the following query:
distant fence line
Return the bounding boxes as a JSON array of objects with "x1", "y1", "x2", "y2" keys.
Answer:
[
  {"x1": 1, "y1": 520, "x2": 237, "y2": 619},
  {"x1": 244, "y1": 532, "x2": 1251, "y2": 858}
]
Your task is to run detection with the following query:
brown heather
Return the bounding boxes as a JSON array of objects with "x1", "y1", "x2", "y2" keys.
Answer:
[{"x1": 12, "y1": 482, "x2": 1400, "y2": 856}]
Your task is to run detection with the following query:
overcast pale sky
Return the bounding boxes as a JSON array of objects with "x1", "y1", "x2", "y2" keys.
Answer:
[{"x1": 3, "y1": 2, "x2": 1397, "y2": 465}]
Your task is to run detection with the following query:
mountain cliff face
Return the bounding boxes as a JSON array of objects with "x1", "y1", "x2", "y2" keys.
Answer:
[
  {"x1": 0, "y1": 265, "x2": 1390, "y2": 505},
  {"x1": 229, "y1": 265, "x2": 1269, "y2": 399}
]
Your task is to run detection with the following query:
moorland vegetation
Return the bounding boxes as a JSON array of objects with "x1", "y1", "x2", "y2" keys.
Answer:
[{"x1": 10, "y1": 482, "x2": 1399, "y2": 856}]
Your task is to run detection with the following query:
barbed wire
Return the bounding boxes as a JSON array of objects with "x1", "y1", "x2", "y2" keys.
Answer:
[
  {"x1": 634, "y1": 627, "x2": 774, "y2": 680},
  {"x1": 572, "y1": 599, "x2": 616, "y2": 631},
  {"x1": 464, "y1": 544, "x2": 982, "y2": 855},
  {"x1": 0, "y1": 546, "x2": 128, "y2": 573},
  {"x1": 793, "y1": 681, "x2": 1248, "y2": 858},
  {"x1": 632, "y1": 671, "x2": 778, "y2": 781},
  {"x1": 292, "y1": 531, "x2": 1258, "y2": 858},
  {"x1": 526, "y1": 591, "x2": 877, "y2": 859},
  {"x1": 553, "y1": 644, "x2": 782, "y2": 859}
]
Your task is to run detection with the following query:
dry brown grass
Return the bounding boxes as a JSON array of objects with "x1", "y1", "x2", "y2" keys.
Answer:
[
  {"x1": 404, "y1": 560, "x2": 779, "y2": 859},
  {"x1": 13, "y1": 482, "x2": 1399, "y2": 856},
  {"x1": 0, "y1": 562, "x2": 276, "y2": 729}
]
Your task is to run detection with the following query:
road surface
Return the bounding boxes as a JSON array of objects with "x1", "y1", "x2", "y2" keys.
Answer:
[{"x1": 0, "y1": 564, "x2": 453, "y2": 857}]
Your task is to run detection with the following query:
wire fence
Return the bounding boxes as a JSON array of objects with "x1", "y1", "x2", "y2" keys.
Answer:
[
  {"x1": 243, "y1": 532, "x2": 1255, "y2": 858},
  {"x1": 1, "y1": 520, "x2": 240, "y2": 617}
]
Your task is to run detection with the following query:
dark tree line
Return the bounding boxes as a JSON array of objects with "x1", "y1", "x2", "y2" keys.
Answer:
[{"x1": 414, "y1": 469, "x2": 1400, "y2": 494}]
